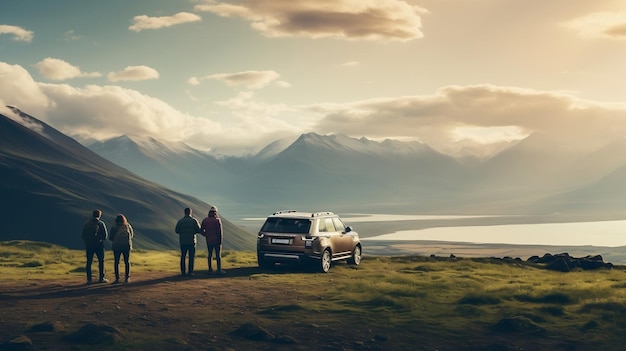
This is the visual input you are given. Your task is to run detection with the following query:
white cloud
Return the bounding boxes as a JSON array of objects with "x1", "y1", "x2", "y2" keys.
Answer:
[
  {"x1": 63, "y1": 30, "x2": 81, "y2": 41},
  {"x1": 195, "y1": 0, "x2": 427, "y2": 41},
  {"x1": 0, "y1": 25, "x2": 34, "y2": 42},
  {"x1": 0, "y1": 62, "x2": 51, "y2": 118},
  {"x1": 34, "y1": 58, "x2": 101, "y2": 81},
  {"x1": 275, "y1": 80, "x2": 291, "y2": 88},
  {"x1": 129, "y1": 12, "x2": 202, "y2": 31},
  {"x1": 187, "y1": 77, "x2": 200, "y2": 86},
  {"x1": 0, "y1": 61, "x2": 300, "y2": 155},
  {"x1": 562, "y1": 11, "x2": 626, "y2": 39},
  {"x1": 203, "y1": 70, "x2": 281, "y2": 89},
  {"x1": 38, "y1": 83, "x2": 214, "y2": 142},
  {"x1": 311, "y1": 85, "x2": 626, "y2": 155},
  {"x1": 108, "y1": 66, "x2": 159, "y2": 82},
  {"x1": 339, "y1": 61, "x2": 361, "y2": 67}
]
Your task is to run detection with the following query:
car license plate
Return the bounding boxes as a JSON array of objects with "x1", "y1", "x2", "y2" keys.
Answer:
[{"x1": 272, "y1": 238, "x2": 291, "y2": 245}]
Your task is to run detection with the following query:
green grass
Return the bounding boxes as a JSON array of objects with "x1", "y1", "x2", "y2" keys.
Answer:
[{"x1": 3, "y1": 240, "x2": 626, "y2": 349}]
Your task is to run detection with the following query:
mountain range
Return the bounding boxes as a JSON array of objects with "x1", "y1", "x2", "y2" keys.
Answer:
[
  {"x1": 4, "y1": 104, "x2": 626, "y2": 254},
  {"x1": 0, "y1": 107, "x2": 254, "y2": 250},
  {"x1": 88, "y1": 129, "x2": 626, "y2": 220}
]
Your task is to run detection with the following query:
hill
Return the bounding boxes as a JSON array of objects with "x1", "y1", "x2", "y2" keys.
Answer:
[{"x1": 0, "y1": 107, "x2": 254, "y2": 250}]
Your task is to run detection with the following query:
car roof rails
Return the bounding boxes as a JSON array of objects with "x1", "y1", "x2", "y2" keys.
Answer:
[
  {"x1": 273, "y1": 210, "x2": 298, "y2": 215},
  {"x1": 311, "y1": 211, "x2": 334, "y2": 217}
]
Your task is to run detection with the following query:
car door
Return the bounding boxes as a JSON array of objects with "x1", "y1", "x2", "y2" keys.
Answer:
[{"x1": 328, "y1": 217, "x2": 353, "y2": 256}]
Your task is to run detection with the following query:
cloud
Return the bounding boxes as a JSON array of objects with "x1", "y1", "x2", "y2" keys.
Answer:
[
  {"x1": 0, "y1": 61, "x2": 299, "y2": 155},
  {"x1": 108, "y1": 66, "x2": 160, "y2": 82},
  {"x1": 63, "y1": 30, "x2": 81, "y2": 41},
  {"x1": 0, "y1": 25, "x2": 34, "y2": 42},
  {"x1": 129, "y1": 12, "x2": 202, "y2": 31},
  {"x1": 6, "y1": 60, "x2": 626, "y2": 159},
  {"x1": 562, "y1": 11, "x2": 626, "y2": 39},
  {"x1": 187, "y1": 77, "x2": 200, "y2": 86},
  {"x1": 195, "y1": 0, "x2": 427, "y2": 41},
  {"x1": 34, "y1": 58, "x2": 101, "y2": 81},
  {"x1": 275, "y1": 80, "x2": 291, "y2": 88},
  {"x1": 339, "y1": 61, "x2": 361, "y2": 67},
  {"x1": 310, "y1": 85, "x2": 626, "y2": 155},
  {"x1": 201, "y1": 70, "x2": 281, "y2": 89},
  {"x1": 38, "y1": 83, "x2": 214, "y2": 142},
  {"x1": 0, "y1": 62, "x2": 50, "y2": 118}
]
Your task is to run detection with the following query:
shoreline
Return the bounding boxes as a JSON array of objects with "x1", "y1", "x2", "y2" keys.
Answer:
[{"x1": 362, "y1": 239, "x2": 626, "y2": 265}]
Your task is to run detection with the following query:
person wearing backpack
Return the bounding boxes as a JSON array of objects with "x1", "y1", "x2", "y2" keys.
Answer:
[
  {"x1": 109, "y1": 214, "x2": 134, "y2": 284},
  {"x1": 82, "y1": 209, "x2": 109, "y2": 284},
  {"x1": 200, "y1": 206, "x2": 225, "y2": 274},
  {"x1": 175, "y1": 207, "x2": 201, "y2": 276}
]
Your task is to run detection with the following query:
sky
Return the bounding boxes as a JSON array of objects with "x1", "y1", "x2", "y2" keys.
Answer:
[{"x1": 2, "y1": 0, "x2": 626, "y2": 157}]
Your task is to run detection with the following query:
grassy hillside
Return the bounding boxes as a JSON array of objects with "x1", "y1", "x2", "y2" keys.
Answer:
[
  {"x1": 0, "y1": 110, "x2": 255, "y2": 251},
  {"x1": 1, "y1": 241, "x2": 626, "y2": 350}
]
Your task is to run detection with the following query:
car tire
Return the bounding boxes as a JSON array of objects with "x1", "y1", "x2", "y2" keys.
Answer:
[
  {"x1": 348, "y1": 245, "x2": 362, "y2": 265},
  {"x1": 320, "y1": 249, "x2": 332, "y2": 273}
]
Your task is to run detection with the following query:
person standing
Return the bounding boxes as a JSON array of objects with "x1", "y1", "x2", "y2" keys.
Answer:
[
  {"x1": 82, "y1": 209, "x2": 109, "y2": 284},
  {"x1": 200, "y1": 206, "x2": 225, "y2": 274},
  {"x1": 109, "y1": 214, "x2": 134, "y2": 284},
  {"x1": 175, "y1": 207, "x2": 200, "y2": 276}
]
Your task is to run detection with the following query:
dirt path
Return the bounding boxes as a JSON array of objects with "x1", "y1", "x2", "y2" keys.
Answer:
[{"x1": 0, "y1": 269, "x2": 389, "y2": 351}]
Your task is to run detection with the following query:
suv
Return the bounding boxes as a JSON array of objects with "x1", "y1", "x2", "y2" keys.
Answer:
[{"x1": 257, "y1": 211, "x2": 362, "y2": 273}]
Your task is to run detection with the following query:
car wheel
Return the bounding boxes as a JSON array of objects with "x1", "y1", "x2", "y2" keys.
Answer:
[
  {"x1": 320, "y1": 249, "x2": 332, "y2": 273},
  {"x1": 348, "y1": 245, "x2": 361, "y2": 265}
]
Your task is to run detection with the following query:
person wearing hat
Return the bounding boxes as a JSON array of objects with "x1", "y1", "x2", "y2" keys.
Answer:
[{"x1": 200, "y1": 206, "x2": 224, "y2": 274}]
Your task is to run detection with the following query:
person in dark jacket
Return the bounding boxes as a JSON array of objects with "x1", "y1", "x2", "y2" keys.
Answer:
[
  {"x1": 109, "y1": 214, "x2": 134, "y2": 284},
  {"x1": 175, "y1": 207, "x2": 201, "y2": 276},
  {"x1": 200, "y1": 206, "x2": 224, "y2": 274},
  {"x1": 82, "y1": 209, "x2": 109, "y2": 284}
]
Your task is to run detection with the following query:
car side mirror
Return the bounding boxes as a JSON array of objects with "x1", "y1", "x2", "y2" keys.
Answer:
[{"x1": 345, "y1": 226, "x2": 352, "y2": 233}]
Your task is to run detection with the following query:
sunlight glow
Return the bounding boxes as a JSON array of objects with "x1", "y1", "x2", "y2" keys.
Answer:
[{"x1": 451, "y1": 125, "x2": 527, "y2": 144}]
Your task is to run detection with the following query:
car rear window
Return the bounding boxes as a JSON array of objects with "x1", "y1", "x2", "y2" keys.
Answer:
[{"x1": 261, "y1": 217, "x2": 311, "y2": 234}]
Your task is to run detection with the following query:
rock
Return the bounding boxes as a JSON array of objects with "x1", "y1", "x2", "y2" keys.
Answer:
[
  {"x1": 29, "y1": 321, "x2": 63, "y2": 332},
  {"x1": 491, "y1": 316, "x2": 546, "y2": 335},
  {"x1": 63, "y1": 323, "x2": 123, "y2": 345},
  {"x1": 527, "y1": 252, "x2": 613, "y2": 272},
  {"x1": 232, "y1": 323, "x2": 274, "y2": 341},
  {"x1": 0, "y1": 335, "x2": 33, "y2": 351}
]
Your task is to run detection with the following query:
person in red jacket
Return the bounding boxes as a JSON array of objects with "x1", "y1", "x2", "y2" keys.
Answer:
[{"x1": 200, "y1": 206, "x2": 224, "y2": 274}]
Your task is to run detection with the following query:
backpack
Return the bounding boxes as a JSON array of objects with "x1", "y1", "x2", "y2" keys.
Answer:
[
  {"x1": 113, "y1": 224, "x2": 131, "y2": 249},
  {"x1": 82, "y1": 219, "x2": 101, "y2": 247}
]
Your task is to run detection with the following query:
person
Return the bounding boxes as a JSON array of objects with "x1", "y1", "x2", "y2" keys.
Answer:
[
  {"x1": 200, "y1": 206, "x2": 225, "y2": 274},
  {"x1": 81, "y1": 209, "x2": 109, "y2": 284},
  {"x1": 175, "y1": 207, "x2": 201, "y2": 276},
  {"x1": 109, "y1": 214, "x2": 134, "y2": 284}
]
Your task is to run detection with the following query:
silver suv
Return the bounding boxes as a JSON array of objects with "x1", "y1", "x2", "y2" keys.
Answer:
[{"x1": 257, "y1": 211, "x2": 362, "y2": 272}]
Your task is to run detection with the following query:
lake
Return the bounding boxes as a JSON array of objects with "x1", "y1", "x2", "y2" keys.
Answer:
[{"x1": 352, "y1": 214, "x2": 626, "y2": 247}]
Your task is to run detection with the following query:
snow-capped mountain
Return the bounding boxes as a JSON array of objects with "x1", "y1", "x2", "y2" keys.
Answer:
[{"x1": 86, "y1": 130, "x2": 626, "y2": 219}]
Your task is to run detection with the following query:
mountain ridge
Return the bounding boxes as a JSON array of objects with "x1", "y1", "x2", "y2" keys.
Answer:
[
  {"x1": 87, "y1": 129, "x2": 626, "y2": 219},
  {"x1": 0, "y1": 108, "x2": 254, "y2": 250}
]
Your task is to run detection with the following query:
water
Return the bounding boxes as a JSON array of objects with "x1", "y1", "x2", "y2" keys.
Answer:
[{"x1": 360, "y1": 217, "x2": 626, "y2": 247}]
